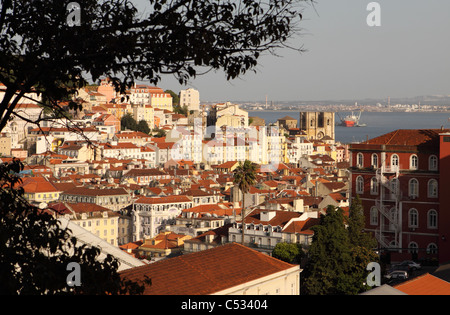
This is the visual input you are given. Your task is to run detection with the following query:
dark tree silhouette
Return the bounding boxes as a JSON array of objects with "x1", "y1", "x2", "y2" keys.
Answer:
[
  {"x1": 233, "y1": 160, "x2": 257, "y2": 244},
  {"x1": 0, "y1": 159, "x2": 149, "y2": 295}
]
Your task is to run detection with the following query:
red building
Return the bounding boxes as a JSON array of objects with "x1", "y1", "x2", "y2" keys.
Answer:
[{"x1": 349, "y1": 129, "x2": 450, "y2": 264}]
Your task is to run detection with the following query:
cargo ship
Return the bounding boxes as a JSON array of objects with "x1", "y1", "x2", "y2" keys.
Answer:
[{"x1": 337, "y1": 111, "x2": 365, "y2": 127}]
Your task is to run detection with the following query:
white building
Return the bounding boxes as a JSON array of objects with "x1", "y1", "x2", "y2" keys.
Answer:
[
  {"x1": 132, "y1": 195, "x2": 193, "y2": 240},
  {"x1": 286, "y1": 136, "x2": 314, "y2": 164},
  {"x1": 228, "y1": 209, "x2": 319, "y2": 251},
  {"x1": 179, "y1": 88, "x2": 200, "y2": 112}
]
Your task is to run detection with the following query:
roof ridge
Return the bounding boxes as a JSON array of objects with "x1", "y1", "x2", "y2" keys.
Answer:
[{"x1": 385, "y1": 129, "x2": 400, "y2": 145}]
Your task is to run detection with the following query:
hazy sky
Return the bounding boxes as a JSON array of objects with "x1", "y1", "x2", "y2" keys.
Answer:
[{"x1": 135, "y1": 0, "x2": 450, "y2": 102}]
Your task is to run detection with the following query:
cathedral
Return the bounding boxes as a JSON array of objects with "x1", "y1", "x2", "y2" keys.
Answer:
[{"x1": 299, "y1": 111, "x2": 335, "y2": 141}]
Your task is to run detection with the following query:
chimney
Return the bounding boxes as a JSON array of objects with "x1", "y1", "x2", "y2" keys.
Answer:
[
  {"x1": 293, "y1": 198, "x2": 304, "y2": 212},
  {"x1": 260, "y1": 210, "x2": 276, "y2": 222}
]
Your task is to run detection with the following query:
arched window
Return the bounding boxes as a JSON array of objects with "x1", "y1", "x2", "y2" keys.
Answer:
[
  {"x1": 410, "y1": 154, "x2": 418, "y2": 170},
  {"x1": 357, "y1": 153, "x2": 364, "y2": 168},
  {"x1": 408, "y1": 208, "x2": 419, "y2": 228},
  {"x1": 429, "y1": 155, "x2": 438, "y2": 171},
  {"x1": 391, "y1": 154, "x2": 399, "y2": 166},
  {"x1": 370, "y1": 206, "x2": 378, "y2": 226},
  {"x1": 390, "y1": 178, "x2": 400, "y2": 195},
  {"x1": 371, "y1": 153, "x2": 378, "y2": 168},
  {"x1": 427, "y1": 243, "x2": 438, "y2": 255},
  {"x1": 389, "y1": 208, "x2": 398, "y2": 231},
  {"x1": 428, "y1": 209, "x2": 438, "y2": 229},
  {"x1": 408, "y1": 242, "x2": 419, "y2": 254},
  {"x1": 409, "y1": 178, "x2": 419, "y2": 198},
  {"x1": 428, "y1": 179, "x2": 438, "y2": 198},
  {"x1": 370, "y1": 177, "x2": 378, "y2": 195},
  {"x1": 356, "y1": 176, "x2": 364, "y2": 194}
]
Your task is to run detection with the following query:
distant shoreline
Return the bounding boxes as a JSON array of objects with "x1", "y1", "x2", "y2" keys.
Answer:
[{"x1": 247, "y1": 109, "x2": 450, "y2": 113}]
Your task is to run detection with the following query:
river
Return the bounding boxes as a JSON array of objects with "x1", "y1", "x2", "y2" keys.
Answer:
[{"x1": 247, "y1": 110, "x2": 450, "y2": 144}]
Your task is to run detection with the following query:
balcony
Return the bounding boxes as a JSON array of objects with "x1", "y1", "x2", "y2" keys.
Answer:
[{"x1": 381, "y1": 165, "x2": 399, "y2": 174}]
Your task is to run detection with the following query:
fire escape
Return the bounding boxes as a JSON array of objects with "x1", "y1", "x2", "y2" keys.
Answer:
[{"x1": 375, "y1": 164, "x2": 401, "y2": 252}]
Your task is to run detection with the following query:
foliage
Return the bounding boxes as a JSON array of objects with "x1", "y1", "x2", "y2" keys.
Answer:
[
  {"x1": 272, "y1": 242, "x2": 304, "y2": 264},
  {"x1": 152, "y1": 127, "x2": 167, "y2": 138},
  {"x1": 120, "y1": 113, "x2": 151, "y2": 134},
  {"x1": 137, "y1": 120, "x2": 151, "y2": 135},
  {"x1": 173, "y1": 105, "x2": 189, "y2": 116},
  {"x1": 302, "y1": 205, "x2": 378, "y2": 295},
  {"x1": 121, "y1": 113, "x2": 138, "y2": 131},
  {"x1": 233, "y1": 160, "x2": 257, "y2": 244},
  {"x1": 347, "y1": 194, "x2": 377, "y2": 250},
  {"x1": 0, "y1": 159, "x2": 149, "y2": 295},
  {"x1": 165, "y1": 90, "x2": 179, "y2": 106}
]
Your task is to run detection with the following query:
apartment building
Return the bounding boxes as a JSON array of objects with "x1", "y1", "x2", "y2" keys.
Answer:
[
  {"x1": 349, "y1": 128, "x2": 450, "y2": 263},
  {"x1": 49, "y1": 201, "x2": 122, "y2": 246},
  {"x1": 59, "y1": 186, "x2": 132, "y2": 211},
  {"x1": 179, "y1": 88, "x2": 200, "y2": 112},
  {"x1": 132, "y1": 195, "x2": 193, "y2": 240}
]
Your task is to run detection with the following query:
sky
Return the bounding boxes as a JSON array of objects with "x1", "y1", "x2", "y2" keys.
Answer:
[{"x1": 133, "y1": 0, "x2": 450, "y2": 103}]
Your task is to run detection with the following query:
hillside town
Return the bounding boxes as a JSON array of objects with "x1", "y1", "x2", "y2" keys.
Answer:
[{"x1": 3, "y1": 79, "x2": 450, "y2": 296}]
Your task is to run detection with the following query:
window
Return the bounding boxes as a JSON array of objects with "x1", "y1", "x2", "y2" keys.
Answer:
[
  {"x1": 410, "y1": 154, "x2": 418, "y2": 170},
  {"x1": 356, "y1": 176, "x2": 364, "y2": 194},
  {"x1": 370, "y1": 177, "x2": 378, "y2": 195},
  {"x1": 370, "y1": 207, "x2": 378, "y2": 226},
  {"x1": 371, "y1": 153, "x2": 378, "y2": 168},
  {"x1": 429, "y1": 155, "x2": 438, "y2": 171},
  {"x1": 408, "y1": 242, "x2": 419, "y2": 254},
  {"x1": 428, "y1": 209, "x2": 438, "y2": 229},
  {"x1": 391, "y1": 154, "x2": 399, "y2": 166},
  {"x1": 408, "y1": 208, "x2": 419, "y2": 228},
  {"x1": 409, "y1": 178, "x2": 419, "y2": 198},
  {"x1": 427, "y1": 243, "x2": 438, "y2": 254},
  {"x1": 356, "y1": 153, "x2": 364, "y2": 168},
  {"x1": 390, "y1": 178, "x2": 400, "y2": 195},
  {"x1": 428, "y1": 179, "x2": 438, "y2": 198}
]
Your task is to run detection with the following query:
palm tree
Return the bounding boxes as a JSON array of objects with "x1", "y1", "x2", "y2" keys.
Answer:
[{"x1": 233, "y1": 160, "x2": 257, "y2": 245}]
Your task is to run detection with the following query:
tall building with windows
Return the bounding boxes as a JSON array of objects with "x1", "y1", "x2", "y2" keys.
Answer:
[
  {"x1": 299, "y1": 111, "x2": 335, "y2": 141},
  {"x1": 179, "y1": 88, "x2": 200, "y2": 112},
  {"x1": 349, "y1": 129, "x2": 450, "y2": 263}
]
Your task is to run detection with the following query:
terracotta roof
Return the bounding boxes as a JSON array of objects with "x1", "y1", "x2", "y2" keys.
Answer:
[
  {"x1": 124, "y1": 168, "x2": 167, "y2": 177},
  {"x1": 61, "y1": 186, "x2": 129, "y2": 196},
  {"x1": 135, "y1": 195, "x2": 192, "y2": 205},
  {"x1": 182, "y1": 203, "x2": 235, "y2": 217},
  {"x1": 19, "y1": 176, "x2": 61, "y2": 193},
  {"x1": 244, "y1": 209, "x2": 301, "y2": 227},
  {"x1": 283, "y1": 217, "x2": 320, "y2": 235},
  {"x1": 119, "y1": 242, "x2": 297, "y2": 295},
  {"x1": 365, "y1": 129, "x2": 449, "y2": 148},
  {"x1": 394, "y1": 273, "x2": 450, "y2": 295}
]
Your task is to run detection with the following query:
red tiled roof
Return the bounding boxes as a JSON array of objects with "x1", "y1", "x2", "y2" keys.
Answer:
[
  {"x1": 19, "y1": 176, "x2": 61, "y2": 193},
  {"x1": 244, "y1": 209, "x2": 301, "y2": 227},
  {"x1": 365, "y1": 129, "x2": 449, "y2": 147},
  {"x1": 119, "y1": 242, "x2": 297, "y2": 295},
  {"x1": 394, "y1": 273, "x2": 450, "y2": 295},
  {"x1": 135, "y1": 195, "x2": 192, "y2": 205}
]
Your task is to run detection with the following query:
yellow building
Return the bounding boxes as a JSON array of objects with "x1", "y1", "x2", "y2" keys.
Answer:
[
  {"x1": 133, "y1": 104, "x2": 154, "y2": 129},
  {"x1": 150, "y1": 92, "x2": 173, "y2": 112},
  {"x1": 49, "y1": 202, "x2": 122, "y2": 246}
]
